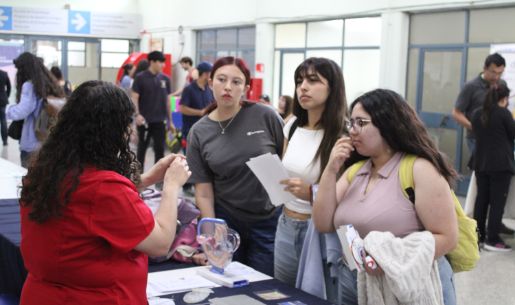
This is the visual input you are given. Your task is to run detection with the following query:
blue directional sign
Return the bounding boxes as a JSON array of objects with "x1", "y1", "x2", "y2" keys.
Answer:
[
  {"x1": 0, "y1": 6, "x2": 13, "y2": 31},
  {"x1": 68, "y1": 10, "x2": 90, "y2": 34}
]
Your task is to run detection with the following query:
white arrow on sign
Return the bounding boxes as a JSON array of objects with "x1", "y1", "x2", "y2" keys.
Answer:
[
  {"x1": 71, "y1": 12, "x2": 86, "y2": 31},
  {"x1": 0, "y1": 8, "x2": 9, "y2": 28}
]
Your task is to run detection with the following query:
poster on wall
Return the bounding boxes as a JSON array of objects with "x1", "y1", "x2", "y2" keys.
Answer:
[{"x1": 491, "y1": 44, "x2": 515, "y2": 115}]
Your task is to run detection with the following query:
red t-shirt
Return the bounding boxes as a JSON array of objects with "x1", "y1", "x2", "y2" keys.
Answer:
[{"x1": 19, "y1": 168, "x2": 155, "y2": 305}]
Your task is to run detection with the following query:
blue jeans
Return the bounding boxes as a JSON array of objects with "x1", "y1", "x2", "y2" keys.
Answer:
[
  {"x1": 337, "y1": 256, "x2": 456, "y2": 305},
  {"x1": 214, "y1": 205, "x2": 281, "y2": 277},
  {"x1": 274, "y1": 213, "x2": 309, "y2": 285}
]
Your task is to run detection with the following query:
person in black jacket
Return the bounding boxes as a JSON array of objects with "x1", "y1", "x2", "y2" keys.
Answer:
[
  {"x1": 0, "y1": 68, "x2": 11, "y2": 146},
  {"x1": 472, "y1": 83, "x2": 515, "y2": 251}
]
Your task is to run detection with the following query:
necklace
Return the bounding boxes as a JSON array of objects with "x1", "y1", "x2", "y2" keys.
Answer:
[{"x1": 217, "y1": 110, "x2": 239, "y2": 135}]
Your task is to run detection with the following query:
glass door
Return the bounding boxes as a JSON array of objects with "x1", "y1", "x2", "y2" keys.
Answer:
[{"x1": 416, "y1": 48, "x2": 469, "y2": 194}]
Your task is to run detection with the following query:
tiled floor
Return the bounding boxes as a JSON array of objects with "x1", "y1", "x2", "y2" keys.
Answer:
[{"x1": 3, "y1": 137, "x2": 515, "y2": 304}]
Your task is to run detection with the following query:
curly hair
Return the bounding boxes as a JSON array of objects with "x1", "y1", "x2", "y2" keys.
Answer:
[
  {"x1": 14, "y1": 52, "x2": 63, "y2": 102},
  {"x1": 21, "y1": 81, "x2": 141, "y2": 223},
  {"x1": 292, "y1": 57, "x2": 348, "y2": 181},
  {"x1": 345, "y1": 89, "x2": 457, "y2": 184}
]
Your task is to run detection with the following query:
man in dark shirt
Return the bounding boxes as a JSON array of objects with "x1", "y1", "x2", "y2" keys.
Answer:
[
  {"x1": 453, "y1": 53, "x2": 506, "y2": 154},
  {"x1": 131, "y1": 51, "x2": 172, "y2": 170},
  {"x1": 180, "y1": 61, "x2": 214, "y2": 143},
  {"x1": 0, "y1": 69, "x2": 11, "y2": 146}
]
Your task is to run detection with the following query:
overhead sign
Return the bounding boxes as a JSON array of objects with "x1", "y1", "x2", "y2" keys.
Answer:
[
  {"x1": 68, "y1": 10, "x2": 90, "y2": 34},
  {"x1": 0, "y1": 6, "x2": 12, "y2": 31},
  {"x1": 0, "y1": 6, "x2": 141, "y2": 38}
]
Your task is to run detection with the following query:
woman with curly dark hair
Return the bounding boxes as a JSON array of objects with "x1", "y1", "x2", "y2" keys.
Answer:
[
  {"x1": 313, "y1": 89, "x2": 458, "y2": 305},
  {"x1": 6, "y1": 52, "x2": 63, "y2": 167},
  {"x1": 18, "y1": 81, "x2": 190, "y2": 305}
]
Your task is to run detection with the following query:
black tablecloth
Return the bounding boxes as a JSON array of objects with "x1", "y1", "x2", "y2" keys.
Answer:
[
  {"x1": 0, "y1": 199, "x2": 20, "y2": 246},
  {"x1": 159, "y1": 278, "x2": 336, "y2": 305}
]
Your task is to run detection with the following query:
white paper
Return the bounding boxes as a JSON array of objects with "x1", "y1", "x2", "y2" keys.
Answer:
[
  {"x1": 148, "y1": 297, "x2": 175, "y2": 305},
  {"x1": 147, "y1": 272, "x2": 215, "y2": 297},
  {"x1": 246, "y1": 153, "x2": 296, "y2": 206}
]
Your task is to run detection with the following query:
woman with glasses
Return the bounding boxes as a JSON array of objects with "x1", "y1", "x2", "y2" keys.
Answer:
[
  {"x1": 186, "y1": 57, "x2": 284, "y2": 276},
  {"x1": 312, "y1": 89, "x2": 458, "y2": 305},
  {"x1": 274, "y1": 57, "x2": 347, "y2": 287}
]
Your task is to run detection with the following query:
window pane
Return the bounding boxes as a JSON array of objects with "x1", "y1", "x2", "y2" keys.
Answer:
[
  {"x1": 199, "y1": 52, "x2": 216, "y2": 64},
  {"x1": 238, "y1": 27, "x2": 255, "y2": 49},
  {"x1": 273, "y1": 50, "x2": 281, "y2": 103},
  {"x1": 344, "y1": 17, "x2": 381, "y2": 46},
  {"x1": 406, "y1": 48, "x2": 419, "y2": 110},
  {"x1": 343, "y1": 49, "x2": 380, "y2": 102},
  {"x1": 466, "y1": 47, "x2": 489, "y2": 82},
  {"x1": 216, "y1": 50, "x2": 230, "y2": 58},
  {"x1": 307, "y1": 20, "x2": 343, "y2": 47},
  {"x1": 101, "y1": 53, "x2": 127, "y2": 68},
  {"x1": 469, "y1": 7, "x2": 515, "y2": 43},
  {"x1": 217, "y1": 29, "x2": 237, "y2": 50},
  {"x1": 101, "y1": 39, "x2": 129, "y2": 52},
  {"x1": 410, "y1": 12, "x2": 465, "y2": 44},
  {"x1": 420, "y1": 51, "x2": 462, "y2": 114},
  {"x1": 68, "y1": 41, "x2": 85, "y2": 51},
  {"x1": 305, "y1": 49, "x2": 342, "y2": 67},
  {"x1": 280, "y1": 53, "x2": 305, "y2": 97},
  {"x1": 68, "y1": 51, "x2": 85, "y2": 67},
  {"x1": 275, "y1": 23, "x2": 306, "y2": 48},
  {"x1": 238, "y1": 50, "x2": 255, "y2": 76},
  {"x1": 33, "y1": 40, "x2": 62, "y2": 68},
  {"x1": 200, "y1": 30, "x2": 216, "y2": 50}
]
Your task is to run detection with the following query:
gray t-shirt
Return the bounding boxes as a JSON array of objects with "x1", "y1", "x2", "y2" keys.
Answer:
[
  {"x1": 186, "y1": 102, "x2": 284, "y2": 222},
  {"x1": 455, "y1": 74, "x2": 506, "y2": 138}
]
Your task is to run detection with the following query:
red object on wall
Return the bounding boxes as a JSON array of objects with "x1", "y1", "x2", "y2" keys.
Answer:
[
  {"x1": 246, "y1": 78, "x2": 263, "y2": 102},
  {"x1": 116, "y1": 52, "x2": 172, "y2": 84}
]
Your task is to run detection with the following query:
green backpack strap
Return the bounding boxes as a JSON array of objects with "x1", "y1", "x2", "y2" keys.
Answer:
[
  {"x1": 346, "y1": 160, "x2": 367, "y2": 183},
  {"x1": 398, "y1": 154, "x2": 417, "y2": 201}
]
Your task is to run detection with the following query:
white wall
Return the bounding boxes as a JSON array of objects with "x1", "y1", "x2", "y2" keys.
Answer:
[
  {"x1": 137, "y1": 0, "x2": 515, "y2": 97},
  {"x1": 1, "y1": 0, "x2": 140, "y2": 13}
]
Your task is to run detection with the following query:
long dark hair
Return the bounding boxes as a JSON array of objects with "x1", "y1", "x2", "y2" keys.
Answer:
[
  {"x1": 21, "y1": 81, "x2": 140, "y2": 223},
  {"x1": 14, "y1": 52, "x2": 63, "y2": 102},
  {"x1": 345, "y1": 89, "x2": 457, "y2": 184},
  {"x1": 292, "y1": 57, "x2": 348, "y2": 181},
  {"x1": 205, "y1": 56, "x2": 250, "y2": 114},
  {"x1": 279, "y1": 95, "x2": 293, "y2": 119},
  {"x1": 481, "y1": 83, "x2": 510, "y2": 126},
  {"x1": 134, "y1": 59, "x2": 149, "y2": 77}
]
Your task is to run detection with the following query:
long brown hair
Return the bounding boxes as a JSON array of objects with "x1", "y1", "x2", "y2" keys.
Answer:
[
  {"x1": 345, "y1": 89, "x2": 457, "y2": 184},
  {"x1": 292, "y1": 57, "x2": 348, "y2": 181}
]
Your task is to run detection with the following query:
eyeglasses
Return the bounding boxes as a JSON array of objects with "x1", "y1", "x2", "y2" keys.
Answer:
[{"x1": 345, "y1": 118, "x2": 372, "y2": 133}]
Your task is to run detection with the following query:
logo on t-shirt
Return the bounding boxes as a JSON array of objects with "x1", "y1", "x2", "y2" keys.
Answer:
[
  {"x1": 161, "y1": 80, "x2": 166, "y2": 88},
  {"x1": 247, "y1": 130, "x2": 265, "y2": 136}
]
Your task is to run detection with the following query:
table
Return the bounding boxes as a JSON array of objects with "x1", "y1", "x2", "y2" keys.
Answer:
[{"x1": 147, "y1": 263, "x2": 335, "y2": 305}]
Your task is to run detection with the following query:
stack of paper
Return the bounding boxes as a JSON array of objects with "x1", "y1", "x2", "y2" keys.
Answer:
[{"x1": 246, "y1": 153, "x2": 296, "y2": 206}]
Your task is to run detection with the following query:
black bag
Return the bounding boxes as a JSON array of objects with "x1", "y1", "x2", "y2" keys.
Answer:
[{"x1": 7, "y1": 120, "x2": 23, "y2": 140}]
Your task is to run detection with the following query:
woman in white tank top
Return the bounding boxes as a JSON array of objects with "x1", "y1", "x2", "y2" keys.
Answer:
[{"x1": 274, "y1": 57, "x2": 347, "y2": 287}]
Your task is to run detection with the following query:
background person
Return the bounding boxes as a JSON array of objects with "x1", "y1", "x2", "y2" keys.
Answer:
[
  {"x1": 49, "y1": 66, "x2": 72, "y2": 98},
  {"x1": 131, "y1": 51, "x2": 174, "y2": 171},
  {"x1": 277, "y1": 94, "x2": 294, "y2": 123},
  {"x1": 6, "y1": 52, "x2": 64, "y2": 167},
  {"x1": 172, "y1": 56, "x2": 199, "y2": 96},
  {"x1": 0, "y1": 68, "x2": 11, "y2": 146},
  {"x1": 472, "y1": 83, "x2": 515, "y2": 251}
]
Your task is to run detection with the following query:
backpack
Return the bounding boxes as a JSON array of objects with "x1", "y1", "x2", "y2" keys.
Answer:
[
  {"x1": 346, "y1": 154, "x2": 480, "y2": 273},
  {"x1": 34, "y1": 97, "x2": 66, "y2": 141}
]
